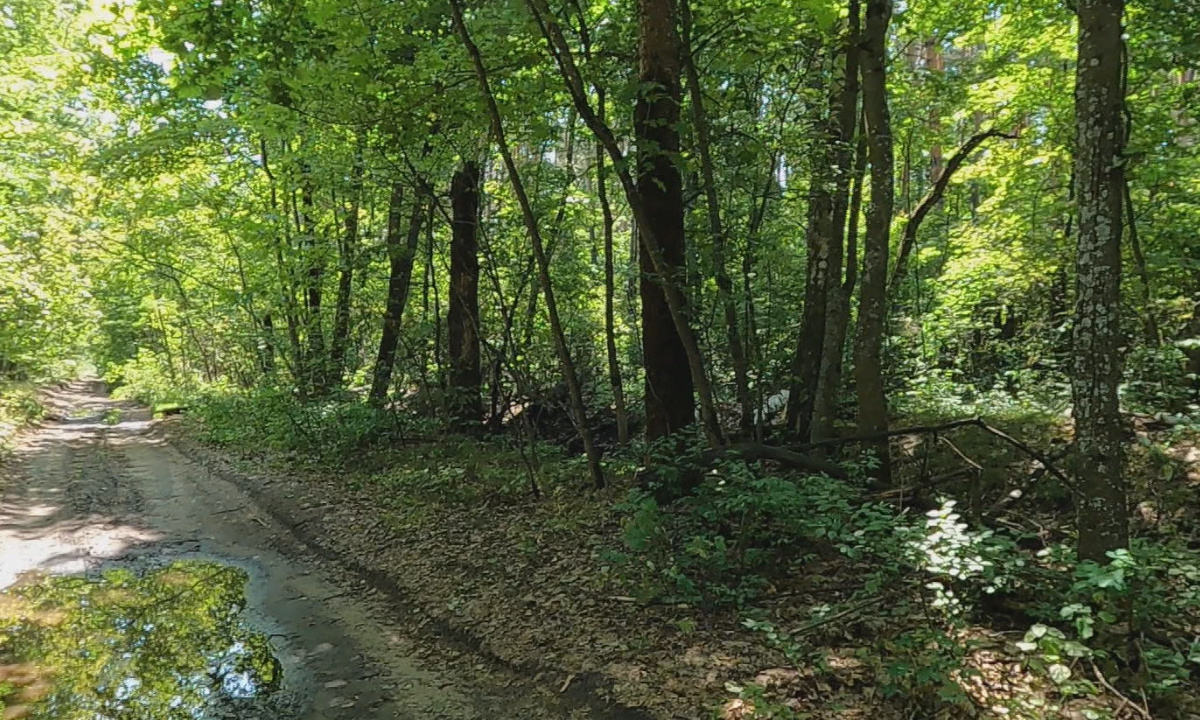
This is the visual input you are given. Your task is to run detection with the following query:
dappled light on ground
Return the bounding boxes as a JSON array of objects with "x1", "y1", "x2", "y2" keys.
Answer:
[{"x1": 0, "y1": 399, "x2": 163, "y2": 589}]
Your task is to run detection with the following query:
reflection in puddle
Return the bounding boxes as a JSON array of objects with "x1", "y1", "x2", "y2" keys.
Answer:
[{"x1": 0, "y1": 561, "x2": 287, "y2": 719}]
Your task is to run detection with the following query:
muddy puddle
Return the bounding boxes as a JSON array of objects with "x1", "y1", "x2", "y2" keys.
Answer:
[{"x1": 0, "y1": 560, "x2": 300, "y2": 719}]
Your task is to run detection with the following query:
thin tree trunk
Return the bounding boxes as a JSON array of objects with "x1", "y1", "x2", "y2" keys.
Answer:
[
  {"x1": 1124, "y1": 178, "x2": 1160, "y2": 346},
  {"x1": 889, "y1": 129, "x2": 1017, "y2": 297},
  {"x1": 428, "y1": 202, "x2": 445, "y2": 386},
  {"x1": 853, "y1": 0, "x2": 895, "y2": 483},
  {"x1": 845, "y1": 122, "x2": 867, "y2": 293},
  {"x1": 680, "y1": 0, "x2": 751, "y2": 436},
  {"x1": 261, "y1": 138, "x2": 303, "y2": 380},
  {"x1": 369, "y1": 184, "x2": 426, "y2": 404},
  {"x1": 329, "y1": 147, "x2": 364, "y2": 389},
  {"x1": 448, "y1": 161, "x2": 483, "y2": 426},
  {"x1": 1072, "y1": 0, "x2": 1128, "y2": 561},
  {"x1": 299, "y1": 167, "x2": 325, "y2": 397},
  {"x1": 596, "y1": 89, "x2": 630, "y2": 446},
  {"x1": 450, "y1": 0, "x2": 606, "y2": 489}
]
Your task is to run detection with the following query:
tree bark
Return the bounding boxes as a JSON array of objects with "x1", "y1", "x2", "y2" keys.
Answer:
[
  {"x1": 633, "y1": 0, "x2": 696, "y2": 439},
  {"x1": 526, "y1": 0, "x2": 724, "y2": 445},
  {"x1": 596, "y1": 91, "x2": 630, "y2": 446},
  {"x1": 680, "y1": 0, "x2": 751, "y2": 436},
  {"x1": 450, "y1": 0, "x2": 606, "y2": 489},
  {"x1": 448, "y1": 161, "x2": 483, "y2": 426},
  {"x1": 1072, "y1": 0, "x2": 1128, "y2": 562},
  {"x1": 853, "y1": 0, "x2": 895, "y2": 483},
  {"x1": 369, "y1": 184, "x2": 425, "y2": 404},
  {"x1": 811, "y1": 0, "x2": 863, "y2": 444}
]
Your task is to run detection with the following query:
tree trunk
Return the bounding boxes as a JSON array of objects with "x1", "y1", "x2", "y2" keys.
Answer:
[
  {"x1": 299, "y1": 168, "x2": 325, "y2": 397},
  {"x1": 450, "y1": 0, "x2": 606, "y2": 488},
  {"x1": 786, "y1": 56, "x2": 837, "y2": 438},
  {"x1": 261, "y1": 314, "x2": 276, "y2": 376},
  {"x1": 526, "y1": 0, "x2": 724, "y2": 445},
  {"x1": 889, "y1": 129, "x2": 1017, "y2": 297},
  {"x1": 1072, "y1": 0, "x2": 1128, "y2": 562},
  {"x1": 853, "y1": 0, "x2": 895, "y2": 483},
  {"x1": 448, "y1": 161, "x2": 483, "y2": 426},
  {"x1": 1124, "y1": 178, "x2": 1160, "y2": 346},
  {"x1": 597, "y1": 91, "x2": 630, "y2": 446},
  {"x1": 369, "y1": 184, "x2": 425, "y2": 404},
  {"x1": 680, "y1": 0, "x2": 751, "y2": 436},
  {"x1": 634, "y1": 0, "x2": 696, "y2": 439},
  {"x1": 811, "y1": 0, "x2": 862, "y2": 444},
  {"x1": 329, "y1": 149, "x2": 364, "y2": 389}
]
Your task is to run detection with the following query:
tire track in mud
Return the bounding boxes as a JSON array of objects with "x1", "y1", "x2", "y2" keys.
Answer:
[
  {"x1": 2, "y1": 383, "x2": 658, "y2": 720},
  {"x1": 167, "y1": 430, "x2": 659, "y2": 720}
]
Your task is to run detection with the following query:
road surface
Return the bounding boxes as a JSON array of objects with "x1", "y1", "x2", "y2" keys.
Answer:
[{"x1": 0, "y1": 382, "x2": 579, "y2": 719}]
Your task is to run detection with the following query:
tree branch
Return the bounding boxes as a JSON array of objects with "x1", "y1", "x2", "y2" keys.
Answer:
[{"x1": 889, "y1": 129, "x2": 1019, "y2": 296}]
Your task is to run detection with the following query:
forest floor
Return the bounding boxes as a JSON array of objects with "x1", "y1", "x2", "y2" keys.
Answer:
[
  {"x1": 0, "y1": 382, "x2": 641, "y2": 720},
  {"x1": 159, "y1": 394, "x2": 1200, "y2": 720},
  {"x1": 5, "y1": 384, "x2": 1195, "y2": 719}
]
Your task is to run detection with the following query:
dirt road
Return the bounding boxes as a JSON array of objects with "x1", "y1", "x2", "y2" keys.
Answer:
[{"x1": 0, "y1": 383, "x2": 591, "y2": 719}]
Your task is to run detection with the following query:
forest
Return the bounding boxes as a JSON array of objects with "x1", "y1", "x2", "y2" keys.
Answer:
[{"x1": 2, "y1": 0, "x2": 1200, "y2": 716}]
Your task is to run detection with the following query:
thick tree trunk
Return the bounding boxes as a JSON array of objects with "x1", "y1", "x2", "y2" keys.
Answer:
[
  {"x1": 680, "y1": 0, "x2": 751, "y2": 436},
  {"x1": 369, "y1": 184, "x2": 425, "y2": 404},
  {"x1": 853, "y1": 0, "x2": 895, "y2": 482},
  {"x1": 448, "y1": 161, "x2": 483, "y2": 426},
  {"x1": 450, "y1": 0, "x2": 606, "y2": 488},
  {"x1": 1072, "y1": 0, "x2": 1128, "y2": 562},
  {"x1": 527, "y1": 0, "x2": 724, "y2": 445},
  {"x1": 634, "y1": 0, "x2": 696, "y2": 439}
]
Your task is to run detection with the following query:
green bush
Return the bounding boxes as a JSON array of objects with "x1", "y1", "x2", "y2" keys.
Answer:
[
  {"x1": 0, "y1": 382, "x2": 43, "y2": 455},
  {"x1": 613, "y1": 444, "x2": 899, "y2": 608},
  {"x1": 107, "y1": 349, "x2": 204, "y2": 407},
  {"x1": 1123, "y1": 343, "x2": 1195, "y2": 413},
  {"x1": 190, "y1": 388, "x2": 411, "y2": 463}
]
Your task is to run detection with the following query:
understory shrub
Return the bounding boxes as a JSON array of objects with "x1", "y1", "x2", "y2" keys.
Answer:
[
  {"x1": 0, "y1": 382, "x2": 43, "y2": 456},
  {"x1": 611, "y1": 442, "x2": 900, "y2": 608},
  {"x1": 190, "y1": 388, "x2": 417, "y2": 463},
  {"x1": 106, "y1": 349, "x2": 205, "y2": 407}
]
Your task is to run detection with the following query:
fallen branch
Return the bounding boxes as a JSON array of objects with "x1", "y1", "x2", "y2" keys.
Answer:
[
  {"x1": 788, "y1": 595, "x2": 887, "y2": 637},
  {"x1": 793, "y1": 417, "x2": 1076, "y2": 494},
  {"x1": 1090, "y1": 660, "x2": 1152, "y2": 719},
  {"x1": 871, "y1": 467, "x2": 977, "y2": 501},
  {"x1": 700, "y1": 442, "x2": 848, "y2": 479}
]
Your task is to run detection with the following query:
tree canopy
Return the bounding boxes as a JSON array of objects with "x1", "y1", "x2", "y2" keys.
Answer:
[{"x1": 3, "y1": 0, "x2": 1200, "y2": 715}]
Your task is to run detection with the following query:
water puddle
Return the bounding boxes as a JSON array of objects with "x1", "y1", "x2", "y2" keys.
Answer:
[{"x1": 0, "y1": 560, "x2": 295, "y2": 719}]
